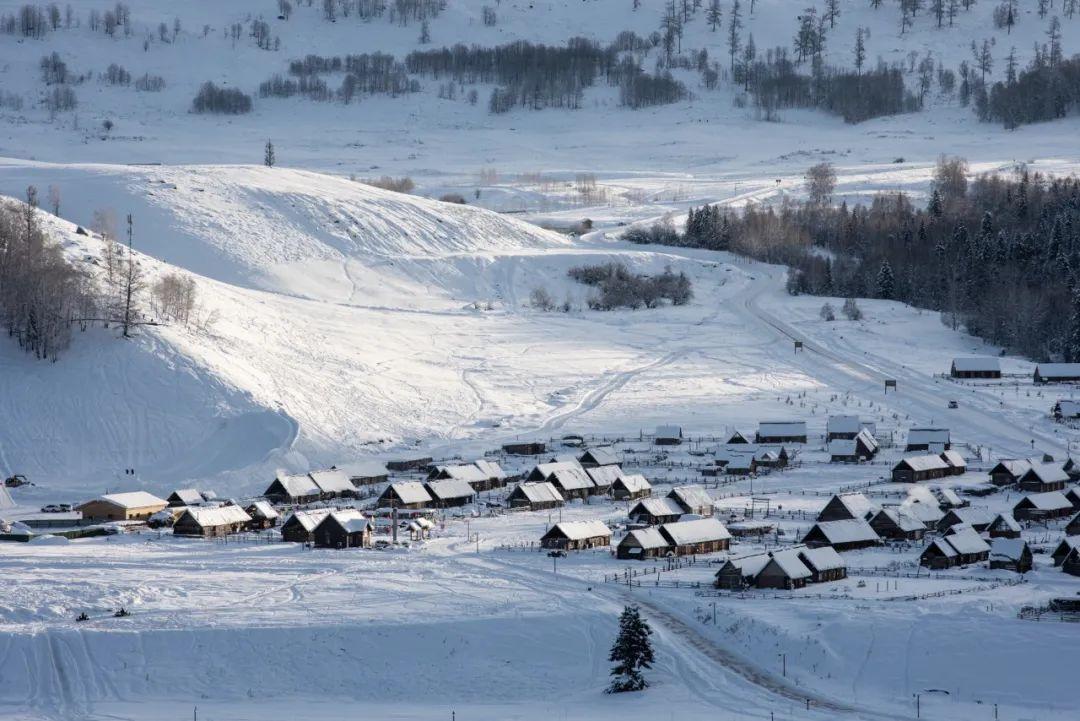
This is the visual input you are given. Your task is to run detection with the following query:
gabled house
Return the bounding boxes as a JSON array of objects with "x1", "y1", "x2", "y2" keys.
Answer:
[
  {"x1": 540, "y1": 520, "x2": 611, "y2": 550},
  {"x1": 714, "y1": 554, "x2": 771, "y2": 590},
  {"x1": 173, "y1": 505, "x2": 251, "y2": 537},
  {"x1": 1013, "y1": 491, "x2": 1074, "y2": 520},
  {"x1": 167, "y1": 489, "x2": 206, "y2": 508},
  {"x1": 578, "y1": 447, "x2": 620, "y2": 469},
  {"x1": 611, "y1": 473, "x2": 652, "y2": 500},
  {"x1": 797, "y1": 546, "x2": 847, "y2": 583},
  {"x1": 629, "y1": 497, "x2": 686, "y2": 525},
  {"x1": 940, "y1": 450, "x2": 966, "y2": 476},
  {"x1": 1051, "y1": 536, "x2": 1080, "y2": 566},
  {"x1": 654, "y1": 425, "x2": 683, "y2": 445},
  {"x1": 726, "y1": 430, "x2": 751, "y2": 444},
  {"x1": 280, "y1": 508, "x2": 332, "y2": 544},
  {"x1": 657, "y1": 518, "x2": 731, "y2": 556},
  {"x1": 313, "y1": 510, "x2": 372, "y2": 549},
  {"x1": 376, "y1": 481, "x2": 433, "y2": 509},
  {"x1": 506, "y1": 481, "x2": 564, "y2": 510},
  {"x1": 829, "y1": 429, "x2": 878, "y2": 462},
  {"x1": 950, "y1": 357, "x2": 1001, "y2": 379},
  {"x1": 937, "y1": 508, "x2": 993, "y2": 533},
  {"x1": 616, "y1": 527, "x2": 672, "y2": 560},
  {"x1": 801, "y1": 519, "x2": 881, "y2": 551},
  {"x1": 825, "y1": 415, "x2": 862, "y2": 441},
  {"x1": 346, "y1": 460, "x2": 389, "y2": 486},
  {"x1": 585, "y1": 465, "x2": 624, "y2": 496},
  {"x1": 1017, "y1": 463, "x2": 1068, "y2": 493},
  {"x1": 667, "y1": 485, "x2": 714, "y2": 516},
  {"x1": 1034, "y1": 363, "x2": 1080, "y2": 384},
  {"x1": 905, "y1": 428, "x2": 950, "y2": 452},
  {"x1": 423, "y1": 479, "x2": 477, "y2": 508},
  {"x1": 989, "y1": 538, "x2": 1032, "y2": 573},
  {"x1": 245, "y1": 501, "x2": 280, "y2": 530},
  {"x1": 525, "y1": 461, "x2": 580, "y2": 483},
  {"x1": 756, "y1": 421, "x2": 807, "y2": 444},
  {"x1": 988, "y1": 459, "x2": 1031, "y2": 487},
  {"x1": 755, "y1": 548, "x2": 812, "y2": 590},
  {"x1": 308, "y1": 469, "x2": 357, "y2": 499},
  {"x1": 892, "y1": 454, "x2": 951, "y2": 483},
  {"x1": 986, "y1": 513, "x2": 1021, "y2": 539},
  {"x1": 817, "y1": 493, "x2": 876, "y2": 523},
  {"x1": 869, "y1": 508, "x2": 926, "y2": 541},
  {"x1": 264, "y1": 473, "x2": 322, "y2": 505},
  {"x1": 1068, "y1": 511, "x2": 1080, "y2": 536},
  {"x1": 547, "y1": 467, "x2": 596, "y2": 501}
]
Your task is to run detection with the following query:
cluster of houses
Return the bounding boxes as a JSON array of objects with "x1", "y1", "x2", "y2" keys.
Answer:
[
  {"x1": 715, "y1": 545, "x2": 847, "y2": 590},
  {"x1": 949, "y1": 357, "x2": 1080, "y2": 385}
]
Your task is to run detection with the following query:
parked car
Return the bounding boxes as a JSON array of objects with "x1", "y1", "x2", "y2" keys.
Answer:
[
  {"x1": 40, "y1": 504, "x2": 65, "y2": 513},
  {"x1": 948, "y1": 400, "x2": 959, "y2": 409}
]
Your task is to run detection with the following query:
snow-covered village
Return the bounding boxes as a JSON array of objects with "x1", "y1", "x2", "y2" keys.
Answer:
[{"x1": 3, "y1": 1, "x2": 1080, "y2": 721}]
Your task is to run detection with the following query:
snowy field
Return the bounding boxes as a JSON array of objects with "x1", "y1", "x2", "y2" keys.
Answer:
[{"x1": 4, "y1": 1, "x2": 1080, "y2": 720}]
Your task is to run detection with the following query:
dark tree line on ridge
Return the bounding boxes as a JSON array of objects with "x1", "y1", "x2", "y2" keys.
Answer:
[{"x1": 625, "y1": 158, "x2": 1080, "y2": 362}]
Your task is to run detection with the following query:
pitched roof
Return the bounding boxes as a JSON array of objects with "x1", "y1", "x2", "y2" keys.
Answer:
[
  {"x1": 433, "y1": 464, "x2": 489, "y2": 483},
  {"x1": 826, "y1": 415, "x2": 862, "y2": 435},
  {"x1": 342, "y1": 459, "x2": 389, "y2": 478},
  {"x1": 940, "y1": 450, "x2": 966, "y2": 469},
  {"x1": 655, "y1": 424, "x2": 683, "y2": 439},
  {"x1": 283, "y1": 508, "x2": 332, "y2": 532},
  {"x1": 322, "y1": 509, "x2": 371, "y2": 533},
  {"x1": 935, "y1": 487, "x2": 964, "y2": 507},
  {"x1": 548, "y1": 467, "x2": 595, "y2": 491},
  {"x1": 1036, "y1": 362, "x2": 1080, "y2": 378},
  {"x1": 546, "y1": 520, "x2": 611, "y2": 541},
  {"x1": 943, "y1": 507, "x2": 993, "y2": 526},
  {"x1": 873, "y1": 508, "x2": 926, "y2": 533},
  {"x1": 988, "y1": 513, "x2": 1021, "y2": 532},
  {"x1": 899, "y1": 500, "x2": 943, "y2": 524},
  {"x1": 766, "y1": 548, "x2": 813, "y2": 579},
  {"x1": 621, "y1": 527, "x2": 670, "y2": 550},
  {"x1": 669, "y1": 485, "x2": 714, "y2": 512},
  {"x1": 82, "y1": 491, "x2": 168, "y2": 510},
  {"x1": 181, "y1": 505, "x2": 251, "y2": 528},
  {"x1": 631, "y1": 497, "x2": 686, "y2": 518},
  {"x1": 952, "y1": 357, "x2": 1001, "y2": 372},
  {"x1": 808, "y1": 519, "x2": 879, "y2": 545},
  {"x1": 385, "y1": 481, "x2": 433, "y2": 505},
  {"x1": 1057, "y1": 399, "x2": 1080, "y2": 417},
  {"x1": 512, "y1": 482, "x2": 563, "y2": 504},
  {"x1": 829, "y1": 493, "x2": 876, "y2": 519},
  {"x1": 659, "y1": 518, "x2": 731, "y2": 545},
  {"x1": 990, "y1": 459, "x2": 1033, "y2": 478},
  {"x1": 829, "y1": 439, "x2": 858, "y2": 456},
  {"x1": 942, "y1": 526, "x2": 991, "y2": 555},
  {"x1": 797, "y1": 545, "x2": 846, "y2": 572},
  {"x1": 925, "y1": 538, "x2": 958, "y2": 558},
  {"x1": 248, "y1": 500, "x2": 280, "y2": 520},
  {"x1": 1022, "y1": 463, "x2": 1069, "y2": 484},
  {"x1": 1016, "y1": 490, "x2": 1072, "y2": 511},
  {"x1": 989, "y1": 537, "x2": 1028, "y2": 562},
  {"x1": 907, "y1": 428, "x2": 950, "y2": 445},
  {"x1": 531, "y1": 461, "x2": 580, "y2": 478},
  {"x1": 758, "y1": 421, "x2": 807, "y2": 437},
  {"x1": 896, "y1": 454, "x2": 951, "y2": 472},
  {"x1": 272, "y1": 473, "x2": 321, "y2": 498},
  {"x1": 169, "y1": 489, "x2": 204, "y2": 506},
  {"x1": 725, "y1": 453, "x2": 755, "y2": 471},
  {"x1": 473, "y1": 459, "x2": 506, "y2": 480},
  {"x1": 614, "y1": 474, "x2": 652, "y2": 494},
  {"x1": 309, "y1": 469, "x2": 354, "y2": 494},
  {"x1": 580, "y1": 447, "x2": 620, "y2": 467},
  {"x1": 425, "y1": 479, "x2": 476, "y2": 501},
  {"x1": 586, "y1": 465, "x2": 624, "y2": 487},
  {"x1": 718, "y1": 553, "x2": 771, "y2": 577}
]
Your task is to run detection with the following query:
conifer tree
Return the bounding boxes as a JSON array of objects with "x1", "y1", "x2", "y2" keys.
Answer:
[
  {"x1": 264, "y1": 139, "x2": 276, "y2": 167},
  {"x1": 607, "y1": 605, "x2": 654, "y2": 693},
  {"x1": 877, "y1": 260, "x2": 894, "y2": 299},
  {"x1": 1067, "y1": 285, "x2": 1080, "y2": 362}
]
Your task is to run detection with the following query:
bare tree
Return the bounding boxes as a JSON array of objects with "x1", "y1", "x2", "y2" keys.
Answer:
[
  {"x1": 805, "y1": 162, "x2": 837, "y2": 205},
  {"x1": 47, "y1": 185, "x2": 60, "y2": 217}
]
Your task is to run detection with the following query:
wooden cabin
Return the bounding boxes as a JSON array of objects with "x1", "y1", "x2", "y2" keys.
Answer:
[
  {"x1": 755, "y1": 549, "x2": 812, "y2": 590},
  {"x1": 611, "y1": 473, "x2": 652, "y2": 500},
  {"x1": 988, "y1": 459, "x2": 1031, "y2": 487},
  {"x1": 578, "y1": 447, "x2": 620, "y2": 469},
  {"x1": 940, "y1": 526, "x2": 992, "y2": 565},
  {"x1": 525, "y1": 461, "x2": 580, "y2": 483},
  {"x1": 313, "y1": 510, "x2": 372, "y2": 549},
  {"x1": 346, "y1": 461, "x2": 389, "y2": 486},
  {"x1": 629, "y1": 497, "x2": 685, "y2": 525},
  {"x1": 667, "y1": 485, "x2": 714, "y2": 516},
  {"x1": 940, "y1": 450, "x2": 967, "y2": 476},
  {"x1": 547, "y1": 467, "x2": 595, "y2": 501},
  {"x1": 1052, "y1": 537, "x2": 1080, "y2": 566},
  {"x1": 1034, "y1": 363, "x2": 1080, "y2": 384},
  {"x1": 1067, "y1": 511, "x2": 1080, "y2": 536},
  {"x1": 263, "y1": 473, "x2": 322, "y2": 505},
  {"x1": 76, "y1": 492, "x2": 168, "y2": 522},
  {"x1": 658, "y1": 518, "x2": 731, "y2": 556},
  {"x1": 376, "y1": 481, "x2": 433, "y2": 510},
  {"x1": 798, "y1": 546, "x2": 847, "y2": 583},
  {"x1": 1013, "y1": 491, "x2": 1074, "y2": 521},
  {"x1": 424, "y1": 479, "x2": 477, "y2": 508},
  {"x1": 1063, "y1": 547, "x2": 1080, "y2": 577},
  {"x1": 891, "y1": 454, "x2": 950, "y2": 483},
  {"x1": 540, "y1": 520, "x2": 611, "y2": 551},
  {"x1": 950, "y1": 357, "x2": 1001, "y2": 379},
  {"x1": 501, "y1": 442, "x2": 546, "y2": 456},
  {"x1": 245, "y1": 501, "x2": 280, "y2": 530},
  {"x1": 585, "y1": 465, "x2": 623, "y2": 496},
  {"x1": 818, "y1": 493, "x2": 876, "y2": 523},
  {"x1": 937, "y1": 508, "x2": 993, "y2": 533},
  {"x1": 506, "y1": 482, "x2": 564, "y2": 510},
  {"x1": 986, "y1": 513, "x2": 1021, "y2": 539},
  {"x1": 167, "y1": 489, "x2": 205, "y2": 508},
  {"x1": 616, "y1": 527, "x2": 672, "y2": 560},
  {"x1": 920, "y1": 539, "x2": 960, "y2": 569},
  {"x1": 869, "y1": 508, "x2": 926, "y2": 541},
  {"x1": 280, "y1": 509, "x2": 332, "y2": 543},
  {"x1": 989, "y1": 538, "x2": 1032, "y2": 573},
  {"x1": 654, "y1": 425, "x2": 683, "y2": 445},
  {"x1": 1017, "y1": 463, "x2": 1068, "y2": 493},
  {"x1": 905, "y1": 428, "x2": 951, "y2": 452},
  {"x1": 801, "y1": 519, "x2": 880, "y2": 552},
  {"x1": 714, "y1": 553, "x2": 770, "y2": 590},
  {"x1": 386, "y1": 456, "x2": 434, "y2": 472},
  {"x1": 756, "y1": 421, "x2": 807, "y2": 444},
  {"x1": 173, "y1": 505, "x2": 251, "y2": 538},
  {"x1": 828, "y1": 430, "x2": 878, "y2": 462},
  {"x1": 825, "y1": 415, "x2": 862, "y2": 441}
]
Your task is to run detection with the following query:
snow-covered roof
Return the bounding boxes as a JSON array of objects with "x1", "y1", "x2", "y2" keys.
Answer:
[
  {"x1": 1037, "y1": 362, "x2": 1080, "y2": 378},
  {"x1": 614, "y1": 474, "x2": 651, "y2": 494},
  {"x1": 758, "y1": 421, "x2": 807, "y2": 436},
  {"x1": 831, "y1": 493, "x2": 876, "y2": 519},
  {"x1": 826, "y1": 415, "x2": 861, "y2": 435},
  {"x1": 797, "y1": 545, "x2": 846, "y2": 572},
  {"x1": 434, "y1": 464, "x2": 489, "y2": 483},
  {"x1": 829, "y1": 439, "x2": 858, "y2": 456},
  {"x1": 655, "y1": 424, "x2": 682, "y2": 439},
  {"x1": 989, "y1": 513, "x2": 1021, "y2": 532},
  {"x1": 182, "y1": 505, "x2": 251, "y2": 527},
  {"x1": 1023, "y1": 463, "x2": 1069, "y2": 484},
  {"x1": 907, "y1": 428, "x2": 950, "y2": 445},
  {"x1": 512, "y1": 482, "x2": 564, "y2": 504},
  {"x1": 169, "y1": 489, "x2": 204, "y2": 506},
  {"x1": 1057, "y1": 400, "x2": 1080, "y2": 417},
  {"x1": 547, "y1": 520, "x2": 611, "y2": 540},
  {"x1": 248, "y1": 500, "x2": 280, "y2": 520},
  {"x1": 669, "y1": 485, "x2": 714, "y2": 512},
  {"x1": 631, "y1": 497, "x2": 685, "y2": 518},
  {"x1": 532, "y1": 461, "x2": 579, "y2": 479},
  {"x1": 473, "y1": 459, "x2": 506, "y2": 480},
  {"x1": 386, "y1": 481, "x2": 433, "y2": 505},
  {"x1": 283, "y1": 508, "x2": 332, "y2": 532},
  {"x1": 935, "y1": 487, "x2": 964, "y2": 507},
  {"x1": 925, "y1": 539, "x2": 958, "y2": 558},
  {"x1": 425, "y1": 479, "x2": 476, "y2": 501},
  {"x1": 324, "y1": 509, "x2": 370, "y2": 533},
  {"x1": 623, "y1": 527, "x2": 669, "y2": 550},
  {"x1": 900, "y1": 500, "x2": 943, "y2": 524},
  {"x1": 944, "y1": 508, "x2": 993, "y2": 526},
  {"x1": 660, "y1": 518, "x2": 731, "y2": 545},
  {"x1": 989, "y1": 537, "x2": 1028, "y2": 562},
  {"x1": 581, "y1": 447, "x2": 620, "y2": 467},
  {"x1": 1017, "y1": 490, "x2": 1072, "y2": 511},
  {"x1": 952, "y1": 357, "x2": 1001, "y2": 372},
  {"x1": 874, "y1": 508, "x2": 926, "y2": 533},
  {"x1": 856, "y1": 428, "x2": 879, "y2": 450},
  {"x1": 940, "y1": 450, "x2": 966, "y2": 468},
  {"x1": 549, "y1": 467, "x2": 595, "y2": 491},
  {"x1": 809, "y1": 519, "x2": 879, "y2": 544},
  {"x1": 82, "y1": 491, "x2": 168, "y2": 510},
  {"x1": 309, "y1": 469, "x2": 354, "y2": 494},
  {"x1": 344, "y1": 459, "x2": 389, "y2": 478},
  {"x1": 991, "y1": 459, "x2": 1032, "y2": 477},
  {"x1": 273, "y1": 473, "x2": 321, "y2": 498},
  {"x1": 725, "y1": 453, "x2": 755, "y2": 470},
  {"x1": 720, "y1": 553, "x2": 771, "y2": 577},
  {"x1": 896, "y1": 454, "x2": 951, "y2": 472},
  {"x1": 767, "y1": 548, "x2": 813, "y2": 579},
  {"x1": 942, "y1": 526, "x2": 990, "y2": 555},
  {"x1": 586, "y1": 465, "x2": 624, "y2": 487}
]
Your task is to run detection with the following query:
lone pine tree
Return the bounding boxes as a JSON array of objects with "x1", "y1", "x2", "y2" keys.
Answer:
[{"x1": 607, "y1": 605, "x2": 655, "y2": 693}]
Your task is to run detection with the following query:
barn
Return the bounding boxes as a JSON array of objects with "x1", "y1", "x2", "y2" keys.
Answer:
[
  {"x1": 950, "y1": 357, "x2": 1001, "y2": 379},
  {"x1": 658, "y1": 518, "x2": 731, "y2": 556},
  {"x1": 986, "y1": 513, "x2": 1021, "y2": 539},
  {"x1": 667, "y1": 485, "x2": 714, "y2": 516},
  {"x1": 616, "y1": 527, "x2": 672, "y2": 560},
  {"x1": 817, "y1": 493, "x2": 877, "y2": 522},
  {"x1": 547, "y1": 467, "x2": 596, "y2": 501},
  {"x1": 377, "y1": 481, "x2": 433, "y2": 509},
  {"x1": 629, "y1": 497, "x2": 686, "y2": 525},
  {"x1": 797, "y1": 546, "x2": 847, "y2": 583},
  {"x1": 540, "y1": 520, "x2": 611, "y2": 550},
  {"x1": 937, "y1": 508, "x2": 993, "y2": 533},
  {"x1": 611, "y1": 473, "x2": 652, "y2": 500},
  {"x1": 424, "y1": 479, "x2": 477, "y2": 508},
  {"x1": 905, "y1": 428, "x2": 951, "y2": 452},
  {"x1": 313, "y1": 510, "x2": 372, "y2": 549},
  {"x1": 654, "y1": 425, "x2": 683, "y2": 445},
  {"x1": 989, "y1": 459, "x2": 1031, "y2": 487},
  {"x1": 989, "y1": 538, "x2": 1032, "y2": 573},
  {"x1": 756, "y1": 421, "x2": 807, "y2": 444},
  {"x1": 76, "y1": 492, "x2": 169, "y2": 522},
  {"x1": 578, "y1": 447, "x2": 620, "y2": 469},
  {"x1": 1013, "y1": 491, "x2": 1074, "y2": 520},
  {"x1": 280, "y1": 508, "x2": 332, "y2": 544},
  {"x1": 263, "y1": 473, "x2": 322, "y2": 505},
  {"x1": 167, "y1": 489, "x2": 206, "y2": 508},
  {"x1": 755, "y1": 549, "x2": 812, "y2": 590},
  {"x1": 891, "y1": 454, "x2": 950, "y2": 483},
  {"x1": 1034, "y1": 363, "x2": 1080, "y2": 384},
  {"x1": 869, "y1": 508, "x2": 926, "y2": 541},
  {"x1": 1017, "y1": 463, "x2": 1068, "y2": 493},
  {"x1": 173, "y1": 505, "x2": 251, "y2": 538},
  {"x1": 245, "y1": 501, "x2": 280, "y2": 530},
  {"x1": 801, "y1": 519, "x2": 880, "y2": 551},
  {"x1": 507, "y1": 482, "x2": 564, "y2": 510}
]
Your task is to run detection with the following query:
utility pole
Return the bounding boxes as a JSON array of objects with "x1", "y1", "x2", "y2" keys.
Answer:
[{"x1": 779, "y1": 653, "x2": 786, "y2": 677}]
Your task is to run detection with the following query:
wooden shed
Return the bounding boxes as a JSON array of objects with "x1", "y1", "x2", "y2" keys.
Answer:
[
  {"x1": 280, "y1": 508, "x2": 332, "y2": 543},
  {"x1": 578, "y1": 447, "x2": 620, "y2": 469},
  {"x1": 1067, "y1": 511, "x2": 1080, "y2": 536},
  {"x1": 817, "y1": 493, "x2": 876, "y2": 523},
  {"x1": 891, "y1": 454, "x2": 950, "y2": 483},
  {"x1": 1017, "y1": 463, "x2": 1068, "y2": 493},
  {"x1": 167, "y1": 489, "x2": 206, "y2": 508},
  {"x1": 989, "y1": 538, "x2": 1032, "y2": 573},
  {"x1": 920, "y1": 539, "x2": 960, "y2": 569},
  {"x1": 1034, "y1": 363, "x2": 1080, "y2": 384},
  {"x1": 988, "y1": 459, "x2": 1031, "y2": 487},
  {"x1": 1052, "y1": 537, "x2": 1080, "y2": 566},
  {"x1": 616, "y1": 527, "x2": 672, "y2": 560},
  {"x1": 313, "y1": 510, "x2": 372, "y2": 549},
  {"x1": 987, "y1": 513, "x2": 1021, "y2": 539},
  {"x1": 506, "y1": 482, "x2": 564, "y2": 510},
  {"x1": 937, "y1": 508, "x2": 993, "y2": 533},
  {"x1": 756, "y1": 421, "x2": 807, "y2": 444},
  {"x1": 611, "y1": 473, "x2": 652, "y2": 501},
  {"x1": 540, "y1": 520, "x2": 611, "y2": 550},
  {"x1": 245, "y1": 501, "x2": 281, "y2": 530},
  {"x1": 423, "y1": 479, "x2": 477, "y2": 508},
  {"x1": 547, "y1": 467, "x2": 596, "y2": 501},
  {"x1": 755, "y1": 549, "x2": 812, "y2": 590},
  {"x1": 869, "y1": 508, "x2": 926, "y2": 541},
  {"x1": 585, "y1": 465, "x2": 623, "y2": 496},
  {"x1": 797, "y1": 546, "x2": 847, "y2": 583},
  {"x1": 714, "y1": 554, "x2": 770, "y2": 590},
  {"x1": 801, "y1": 519, "x2": 880, "y2": 552},
  {"x1": 950, "y1": 357, "x2": 1001, "y2": 379},
  {"x1": 173, "y1": 505, "x2": 251, "y2": 538},
  {"x1": 658, "y1": 518, "x2": 731, "y2": 556},
  {"x1": 654, "y1": 425, "x2": 683, "y2": 445},
  {"x1": 1063, "y1": 547, "x2": 1080, "y2": 577},
  {"x1": 377, "y1": 481, "x2": 433, "y2": 509},
  {"x1": 667, "y1": 485, "x2": 714, "y2": 516},
  {"x1": 629, "y1": 497, "x2": 685, "y2": 525},
  {"x1": 346, "y1": 460, "x2": 390, "y2": 486},
  {"x1": 1013, "y1": 491, "x2": 1074, "y2": 520}
]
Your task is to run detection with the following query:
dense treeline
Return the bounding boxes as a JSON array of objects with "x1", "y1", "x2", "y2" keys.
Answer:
[
  {"x1": 567, "y1": 262, "x2": 693, "y2": 310},
  {"x1": 0, "y1": 196, "x2": 94, "y2": 360},
  {"x1": 985, "y1": 53, "x2": 1080, "y2": 128},
  {"x1": 192, "y1": 82, "x2": 252, "y2": 114},
  {"x1": 626, "y1": 159, "x2": 1080, "y2": 361},
  {"x1": 263, "y1": 52, "x2": 418, "y2": 101}
]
